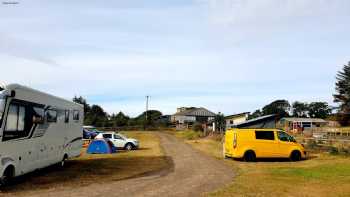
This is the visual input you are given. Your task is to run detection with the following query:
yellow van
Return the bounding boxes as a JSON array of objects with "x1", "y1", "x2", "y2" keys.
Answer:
[{"x1": 224, "y1": 129, "x2": 306, "y2": 161}]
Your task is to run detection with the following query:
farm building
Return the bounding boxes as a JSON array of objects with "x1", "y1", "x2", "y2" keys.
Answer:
[
  {"x1": 171, "y1": 107, "x2": 216, "y2": 130},
  {"x1": 279, "y1": 117, "x2": 327, "y2": 133},
  {"x1": 225, "y1": 112, "x2": 249, "y2": 129}
]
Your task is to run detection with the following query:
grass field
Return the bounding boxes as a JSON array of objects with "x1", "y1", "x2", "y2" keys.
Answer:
[
  {"x1": 173, "y1": 131, "x2": 350, "y2": 197},
  {"x1": 1, "y1": 131, "x2": 169, "y2": 195}
]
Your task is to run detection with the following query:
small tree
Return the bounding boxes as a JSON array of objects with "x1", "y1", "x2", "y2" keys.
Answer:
[
  {"x1": 214, "y1": 112, "x2": 226, "y2": 132},
  {"x1": 334, "y1": 62, "x2": 350, "y2": 125}
]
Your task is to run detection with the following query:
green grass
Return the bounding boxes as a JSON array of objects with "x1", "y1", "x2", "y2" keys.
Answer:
[{"x1": 270, "y1": 163, "x2": 350, "y2": 181}]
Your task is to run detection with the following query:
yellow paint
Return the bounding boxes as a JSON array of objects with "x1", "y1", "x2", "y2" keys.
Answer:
[{"x1": 224, "y1": 128, "x2": 306, "y2": 159}]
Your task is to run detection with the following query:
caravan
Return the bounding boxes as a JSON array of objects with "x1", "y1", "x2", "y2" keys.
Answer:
[{"x1": 0, "y1": 84, "x2": 83, "y2": 184}]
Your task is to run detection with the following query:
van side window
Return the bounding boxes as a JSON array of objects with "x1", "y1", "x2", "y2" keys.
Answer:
[
  {"x1": 64, "y1": 110, "x2": 70, "y2": 123},
  {"x1": 73, "y1": 110, "x2": 79, "y2": 121},
  {"x1": 46, "y1": 109, "x2": 57, "y2": 122},
  {"x1": 255, "y1": 131, "x2": 275, "y2": 140},
  {"x1": 278, "y1": 131, "x2": 294, "y2": 142},
  {"x1": 3, "y1": 104, "x2": 29, "y2": 140}
]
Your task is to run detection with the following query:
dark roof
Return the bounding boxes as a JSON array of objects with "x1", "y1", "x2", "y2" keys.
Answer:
[
  {"x1": 281, "y1": 118, "x2": 327, "y2": 123},
  {"x1": 173, "y1": 107, "x2": 216, "y2": 117},
  {"x1": 235, "y1": 114, "x2": 279, "y2": 129},
  {"x1": 225, "y1": 112, "x2": 250, "y2": 119}
]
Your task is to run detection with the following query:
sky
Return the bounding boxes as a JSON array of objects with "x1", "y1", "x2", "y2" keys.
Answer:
[{"x1": 0, "y1": 0, "x2": 349, "y2": 117}]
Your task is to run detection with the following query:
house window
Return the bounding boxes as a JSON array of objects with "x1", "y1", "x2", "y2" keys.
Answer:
[
  {"x1": 46, "y1": 109, "x2": 57, "y2": 122},
  {"x1": 73, "y1": 110, "x2": 79, "y2": 121},
  {"x1": 230, "y1": 120, "x2": 234, "y2": 124},
  {"x1": 64, "y1": 110, "x2": 70, "y2": 123},
  {"x1": 255, "y1": 131, "x2": 275, "y2": 140}
]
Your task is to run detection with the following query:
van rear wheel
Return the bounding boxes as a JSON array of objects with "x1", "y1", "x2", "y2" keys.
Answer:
[
  {"x1": 290, "y1": 151, "x2": 301, "y2": 162},
  {"x1": 244, "y1": 151, "x2": 256, "y2": 162}
]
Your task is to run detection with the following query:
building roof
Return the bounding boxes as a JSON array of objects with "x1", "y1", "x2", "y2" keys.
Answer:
[
  {"x1": 173, "y1": 107, "x2": 216, "y2": 117},
  {"x1": 225, "y1": 112, "x2": 250, "y2": 119},
  {"x1": 281, "y1": 117, "x2": 327, "y2": 123}
]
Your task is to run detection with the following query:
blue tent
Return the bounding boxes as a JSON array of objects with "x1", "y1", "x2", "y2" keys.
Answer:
[{"x1": 87, "y1": 139, "x2": 117, "y2": 154}]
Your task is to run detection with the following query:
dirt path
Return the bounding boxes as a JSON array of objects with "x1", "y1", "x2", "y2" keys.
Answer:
[{"x1": 7, "y1": 132, "x2": 234, "y2": 197}]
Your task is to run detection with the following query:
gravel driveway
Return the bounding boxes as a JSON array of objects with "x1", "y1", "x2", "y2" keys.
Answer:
[{"x1": 5, "y1": 132, "x2": 234, "y2": 197}]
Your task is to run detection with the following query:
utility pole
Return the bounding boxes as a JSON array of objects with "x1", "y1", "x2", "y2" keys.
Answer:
[{"x1": 145, "y1": 95, "x2": 150, "y2": 130}]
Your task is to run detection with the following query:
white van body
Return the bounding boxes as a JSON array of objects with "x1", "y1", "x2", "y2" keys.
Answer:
[{"x1": 0, "y1": 84, "x2": 83, "y2": 181}]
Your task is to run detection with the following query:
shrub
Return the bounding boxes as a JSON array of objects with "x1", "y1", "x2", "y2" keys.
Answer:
[
  {"x1": 329, "y1": 146, "x2": 339, "y2": 155},
  {"x1": 193, "y1": 123, "x2": 203, "y2": 132}
]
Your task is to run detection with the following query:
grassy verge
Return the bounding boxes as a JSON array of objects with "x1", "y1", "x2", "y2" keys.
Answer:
[
  {"x1": 172, "y1": 131, "x2": 350, "y2": 197},
  {"x1": 2, "y1": 131, "x2": 169, "y2": 194}
]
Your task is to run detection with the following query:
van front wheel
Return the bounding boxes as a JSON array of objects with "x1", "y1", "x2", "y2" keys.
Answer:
[
  {"x1": 290, "y1": 151, "x2": 301, "y2": 162},
  {"x1": 244, "y1": 151, "x2": 256, "y2": 162}
]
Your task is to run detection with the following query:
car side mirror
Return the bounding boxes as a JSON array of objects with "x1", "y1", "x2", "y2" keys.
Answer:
[{"x1": 33, "y1": 116, "x2": 44, "y2": 124}]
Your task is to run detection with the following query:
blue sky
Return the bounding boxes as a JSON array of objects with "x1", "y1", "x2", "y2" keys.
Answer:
[{"x1": 1, "y1": 0, "x2": 349, "y2": 117}]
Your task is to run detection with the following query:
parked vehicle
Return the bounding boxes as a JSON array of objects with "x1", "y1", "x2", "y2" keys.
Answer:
[
  {"x1": 82, "y1": 126, "x2": 102, "y2": 139},
  {"x1": 0, "y1": 84, "x2": 84, "y2": 185},
  {"x1": 224, "y1": 128, "x2": 306, "y2": 162},
  {"x1": 95, "y1": 132, "x2": 139, "y2": 150}
]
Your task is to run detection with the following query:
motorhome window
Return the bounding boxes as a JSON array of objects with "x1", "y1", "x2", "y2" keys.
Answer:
[
  {"x1": 73, "y1": 110, "x2": 79, "y2": 120},
  {"x1": 5, "y1": 104, "x2": 18, "y2": 131},
  {"x1": 3, "y1": 104, "x2": 29, "y2": 141},
  {"x1": 255, "y1": 131, "x2": 275, "y2": 140},
  {"x1": 0, "y1": 96, "x2": 5, "y2": 128},
  {"x1": 47, "y1": 110, "x2": 57, "y2": 122},
  {"x1": 65, "y1": 110, "x2": 70, "y2": 123},
  {"x1": 33, "y1": 107, "x2": 44, "y2": 118}
]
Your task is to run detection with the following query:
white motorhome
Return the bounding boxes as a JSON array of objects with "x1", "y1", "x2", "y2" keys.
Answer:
[{"x1": 0, "y1": 83, "x2": 83, "y2": 185}]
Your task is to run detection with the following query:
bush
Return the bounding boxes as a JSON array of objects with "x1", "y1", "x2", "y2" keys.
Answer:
[
  {"x1": 306, "y1": 139, "x2": 318, "y2": 149},
  {"x1": 193, "y1": 123, "x2": 203, "y2": 132},
  {"x1": 329, "y1": 146, "x2": 339, "y2": 155}
]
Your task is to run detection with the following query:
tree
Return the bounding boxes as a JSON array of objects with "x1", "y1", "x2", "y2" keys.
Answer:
[
  {"x1": 73, "y1": 96, "x2": 91, "y2": 123},
  {"x1": 214, "y1": 112, "x2": 225, "y2": 132},
  {"x1": 262, "y1": 100, "x2": 290, "y2": 117},
  {"x1": 111, "y1": 111, "x2": 130, "y2": 127},
  {"x1": 308, "y1": 102, "x2": 331, "y2": 119},
  {"x1": 292, "y1": 101, "x2": 309, "y2": 117},
  {"x1": 334, "y1": 62, "x2": 350, "y2": 125},
  {"x1": 135, "y1": 110, "x2": 162, "y2": 127},
  {"x1": 85, "y1": 104, "x2": 108, "y2": 127},
  {"x1": 248, "y1": 110, "x2": 262, "y2": 120}
]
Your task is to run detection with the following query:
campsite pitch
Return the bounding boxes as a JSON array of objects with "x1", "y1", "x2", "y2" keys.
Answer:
[{"x1": 0, "y1": 132, "x2": 234, "y2": 197}]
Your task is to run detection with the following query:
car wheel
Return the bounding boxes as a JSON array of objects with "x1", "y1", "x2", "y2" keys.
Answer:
[
  {"x1": 290, "y1": 151, "x2": 301, "y2": 162},
  {"x1": 244, "y1": 151, "x2": 256, "y2": 162},
  {"x1": 125, "y1": 143, "x2": 133, "y2": 151}
]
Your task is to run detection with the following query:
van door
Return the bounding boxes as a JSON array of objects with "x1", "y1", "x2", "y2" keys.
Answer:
[
  {"x1": 254, "y1": 130, "x2": 279, "y2": 158},
  {"x1": 277, "y1": 131, "x2": 294, "y2": 157}
]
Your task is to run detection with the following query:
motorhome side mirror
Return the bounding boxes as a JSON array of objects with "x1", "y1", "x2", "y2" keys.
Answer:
[
  {"x1": 33, "y1": 116, "x2": 44, "y2": 124},
  {"x1": 10, "y1": 90, "x2": 16, "y2": 97}
]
